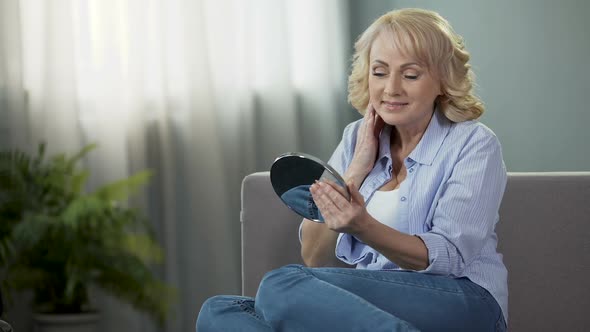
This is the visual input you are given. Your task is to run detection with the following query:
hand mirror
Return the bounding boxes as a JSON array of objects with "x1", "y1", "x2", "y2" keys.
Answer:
[{"x1": 270, "y1": 152, "x2": 350, "y2": 223}]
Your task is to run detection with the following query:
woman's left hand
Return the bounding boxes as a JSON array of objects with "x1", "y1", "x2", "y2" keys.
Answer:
[{"x1": 309, "y1": 180, "x2": 372, "y2": 235}]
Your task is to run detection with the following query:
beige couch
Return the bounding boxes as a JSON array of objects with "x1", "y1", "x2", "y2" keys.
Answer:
[{"x1": 241, "y1": 172, "x2": 590, "y2": 331}]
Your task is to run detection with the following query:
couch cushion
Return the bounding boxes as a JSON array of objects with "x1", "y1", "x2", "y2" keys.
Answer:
[{"x1": 497, "y1": 172, "x2": 590, "y2": 331}]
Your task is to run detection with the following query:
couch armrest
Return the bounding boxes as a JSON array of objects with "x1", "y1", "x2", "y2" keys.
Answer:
[{"x1": 241, "y1": 172, "x2": 303, "y2": 297}]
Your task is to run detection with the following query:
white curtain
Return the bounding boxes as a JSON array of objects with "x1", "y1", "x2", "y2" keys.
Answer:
[{"x1": 0, "y1": 0, "x2": 353, "y2": 331}]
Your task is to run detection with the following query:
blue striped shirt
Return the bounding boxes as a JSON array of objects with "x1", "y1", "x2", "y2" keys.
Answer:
[{"x1": 327, "y1": 109, "x2": 508, "y2": 322}]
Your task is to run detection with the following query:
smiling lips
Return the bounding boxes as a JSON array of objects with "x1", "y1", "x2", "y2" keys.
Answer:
[{"x1": 382, "y1": 101, "x2": 409, "y2": 110}]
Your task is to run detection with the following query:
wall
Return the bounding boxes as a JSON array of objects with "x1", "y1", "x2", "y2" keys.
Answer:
[{"x1": 347, "y1": 0, "x2": 590, "y2": 171}]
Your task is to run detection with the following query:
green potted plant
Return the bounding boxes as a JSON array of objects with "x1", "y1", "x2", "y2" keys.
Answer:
[{"x1": 0, "y1": 143, "x2": 175, "y2": 331}]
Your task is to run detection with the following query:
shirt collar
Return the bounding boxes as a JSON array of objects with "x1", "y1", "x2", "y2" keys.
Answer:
[
  {"x1": 408, "y1": 109, "x2": 452, "y2": 166},
  {"x1": 375, "y1": 108, "x2": 452, "y2": 167}
]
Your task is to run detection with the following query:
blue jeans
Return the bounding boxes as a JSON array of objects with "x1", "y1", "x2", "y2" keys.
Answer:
[{"x1": 197, "y1": 264, "x2": 506, "y2": 331}]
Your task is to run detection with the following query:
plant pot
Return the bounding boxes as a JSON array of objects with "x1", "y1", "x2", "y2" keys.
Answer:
[{"x1": 33, "y1": 312, "x2": 99, "y2": 332}]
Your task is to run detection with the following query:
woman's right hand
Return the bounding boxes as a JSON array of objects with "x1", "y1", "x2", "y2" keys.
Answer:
[{"x1": 344, "y1": 103, "x2": 385, "y2": 189}]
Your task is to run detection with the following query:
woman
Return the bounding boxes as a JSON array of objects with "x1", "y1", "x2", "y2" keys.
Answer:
[{"x1": 197, "y1": 8, "x2": 507, "y2": 331}]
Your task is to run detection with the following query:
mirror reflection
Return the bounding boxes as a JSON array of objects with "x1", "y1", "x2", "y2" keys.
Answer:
[{"x1": 270, "y1": 152, "x2": 350, "y2": 222}]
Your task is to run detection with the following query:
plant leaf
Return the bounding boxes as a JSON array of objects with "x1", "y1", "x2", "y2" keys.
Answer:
[
  {"x1": 71, "y1": 170, "x2": 90, "y2": 195},
  {"x1": 94, "y1": 170, "x2": 152, "y2": 202},
  {"x1": 67, "y1": 144, "x2": 97, "y2": 168},
  {"x1": 122, "y1": 234, "x2": 163, "y2": 263}
]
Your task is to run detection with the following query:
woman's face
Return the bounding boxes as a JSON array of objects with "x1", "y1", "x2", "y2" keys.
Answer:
[{"x1": 368, "y1": 31, "x2": 441, "y2": 131}]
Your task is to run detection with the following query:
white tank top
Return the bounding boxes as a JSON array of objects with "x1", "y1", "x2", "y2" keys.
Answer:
[{"x1": 365, "y1": 189, "x2": 408, "y2": 234}]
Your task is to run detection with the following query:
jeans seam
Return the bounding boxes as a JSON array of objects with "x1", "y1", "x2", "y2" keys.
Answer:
[
  {"x1": 459, "y1": 284, "x2": 504, "y2": 330},
  {"x1": 232, "y1": 299, "x2": 263, "y2": 320},
  {"x1": 495, "y1": 313, "x2": 506, "y2": 332},
  {"x1": 472, "y1": 286, "x2": 504, "y2": 322},
  {"x1": 307, "y1": 268, "x2": 472, "y2": 295},
  {"x1": 296, "y1": 266, "x2": 419, "y2": 331}
]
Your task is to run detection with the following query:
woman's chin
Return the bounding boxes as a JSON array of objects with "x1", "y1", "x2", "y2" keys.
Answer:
[{"x1": 376, "y1": 112, "x2": 407, "y2": 126}]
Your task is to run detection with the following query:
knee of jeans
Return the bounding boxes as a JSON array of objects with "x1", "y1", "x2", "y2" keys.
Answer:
[
  {"x1": 255, "y1": 265, "x2": 308, "y2": 315},
  {"x1": 201, "y1": 295, "x2": 234, "y2": 311},
  {"x1": 258, "y1": 265, "x2": 306, "y2": 294},
  {"x1": 196, "y1": 295, "x2": 234, "y2": 330}
]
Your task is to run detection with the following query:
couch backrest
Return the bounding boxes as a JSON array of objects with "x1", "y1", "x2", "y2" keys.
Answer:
[{"x1": 241, "y1": 172, "x2": 590, "y2": 331}]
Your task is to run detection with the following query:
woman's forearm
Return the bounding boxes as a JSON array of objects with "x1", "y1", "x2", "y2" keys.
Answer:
[
  {"x1": 300, "y1": 219, "x2": 351, "y2": 268},
  {"x1": 343, "y1": 168, "x2": 369, "y2": 190},
  {"x1": 299, "y1": 166, "x2": 368, "y2": 268},
  {"x1": 355, "y1": 217, "x2": 429, "y2": 271}
]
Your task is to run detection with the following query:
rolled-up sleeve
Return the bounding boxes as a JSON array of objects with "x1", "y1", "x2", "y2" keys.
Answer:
[
  {"x1": 335, "y1": 234, "x2": 373, "y2": 265},
  {"x1": 416, "y1": 131, "x2": 507, "y2": 277},
  {"x1": 326, "y1": 121, "x2": 358, "y2": 176}
]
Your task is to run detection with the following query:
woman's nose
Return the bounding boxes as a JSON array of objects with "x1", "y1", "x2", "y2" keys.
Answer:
[{"x1": 384, "y1": 75, "x2": 402, "y2": 96}]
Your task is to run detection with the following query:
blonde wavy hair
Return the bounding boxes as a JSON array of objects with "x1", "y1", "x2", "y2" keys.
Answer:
[{"x1": 348, "y1": 8, "x2": 484, "y2": 122}]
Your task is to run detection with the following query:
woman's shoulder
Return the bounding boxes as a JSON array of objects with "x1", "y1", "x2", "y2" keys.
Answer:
[
  {"x1": 341, "y1": 118, "x2": 364, "y2": 138},
  {"x1": 450, "y1": 119, "x2": 502, "y2": 147},
  {"x1": 335, "y1": 118, "x2": 365, "y2": 150}
]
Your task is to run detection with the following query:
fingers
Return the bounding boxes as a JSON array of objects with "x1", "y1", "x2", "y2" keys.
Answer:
[
  {"x1": 310, "y1": 183, "x2": 336, "y2": 222},
  {"x1": 364, "y1": 103, "x2": 374, "y2": 119},
  {"x1": 362, "y1": 103, "x2": 373, "y2": 125},
  {"x1": 374, "y1": 113, "x2": 385, "y2": 139},
  {"x1": 312, "y1": 181, "x2": 367, "y2": 233},
  {"x1": 311, "y1": 181, "x2": 348, "y2": 212},
  {"x1": 321, "y1": 181, "x2": 348, "y2": 210},
  {"x1": 350, "y1": 102, "x2": 379, "y2": 180},
  {"x1": 365, "y1": 105, "x2": 386, "y2": 144},
  {"x1": 311, "y1": 188, "x2": 337, "y2": 216},
  {"x1": 320, "y1": 178, "x2": 349, "y2": 199},
  {"x1": 364, "y1": 106, "x2": 375, "y2": 140},
  {"x1": 357, "y1": 105, "x2": 370, "y2": 139}
]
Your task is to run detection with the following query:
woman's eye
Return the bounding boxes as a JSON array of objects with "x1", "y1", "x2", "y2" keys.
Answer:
[
  {"x1": 372, "y1": 71, "x2": 386, "y2": 77},
  {"x1": 404, "y1": 74, "x2": 419, "y2": 80}
]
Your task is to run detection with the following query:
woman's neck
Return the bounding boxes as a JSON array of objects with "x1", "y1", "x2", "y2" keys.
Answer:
[
  {"x1": 390, "y1": 110, "x2": 434, "y2": 158},
  {"x1": 390, "y1": 125, "x2": 427, "y2": 158}
]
